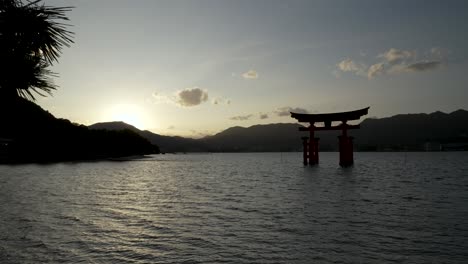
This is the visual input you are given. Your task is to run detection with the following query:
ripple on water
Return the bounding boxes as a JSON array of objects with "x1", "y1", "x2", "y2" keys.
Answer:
[{"x1": 1, "y1": 152, "x2": 468, "y2": 263}]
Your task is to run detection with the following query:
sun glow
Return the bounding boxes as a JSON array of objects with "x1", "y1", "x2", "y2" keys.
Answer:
[{"x1": 106, "y1": 104, "x2": 146, "y2": 129}]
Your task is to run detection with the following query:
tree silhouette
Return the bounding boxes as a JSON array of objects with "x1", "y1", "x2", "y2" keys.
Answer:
[{"x1": 0, "y1": 0, "x2": 73, "y2": 100}]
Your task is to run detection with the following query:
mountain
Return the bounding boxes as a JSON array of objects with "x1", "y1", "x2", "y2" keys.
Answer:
[
  {"x1": 201, "y1": 124, "x2": 304, "y2": 152},
  {"x1": 89, "y1": 109, "x2": 468, "y2": 152},
  {"x1": 89, "y1": 122, "x2": 305, "y2": 152},
  {"x1": 353, "y1": 109, "x2": 468, "y2": 150},
  {"x1": 88, "y1": 121, "x2": 140, "y2": 132},
  {"x1": 89, "y1": 122, "x2": 204, "y2": 153}
]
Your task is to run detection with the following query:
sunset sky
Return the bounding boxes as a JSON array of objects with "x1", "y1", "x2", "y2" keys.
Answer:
[{"x1": 39, "y1": 0, "x2": 468, "y2": 137}]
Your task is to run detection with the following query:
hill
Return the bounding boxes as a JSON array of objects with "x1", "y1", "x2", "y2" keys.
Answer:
[
  {"x1": 89, "y1": 109, "x2": 468, "y2": 152},
  {"x1": 0, "y1": 98, "x2": 159, "y2": 163},
  {"x1": 353, "y1": 109, "x2": 468, "y2": 150},
  {"x1": 88, "y1": 121, "x2": 140, "y2": 132},
  {"x1": 89, "y1": 122, "x2": 204, "y2": 153},
  {"x1": 201, "y1": 124, "x2": 304, "y2": 152}
]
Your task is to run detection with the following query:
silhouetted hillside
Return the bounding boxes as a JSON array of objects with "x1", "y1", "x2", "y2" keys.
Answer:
[
  {"x1": 353, "y1": 109, "x2": 468, "y2": 150},
  {"x1": 0, "y1": 98, "x2": 159, "y2": 163},
  {"x1": 89, "y1": 109, "x2": 468, "y2": 153},
  {"x1": 201, "y1": 124, "x2": 303, "y2": 152},
  {"x1": 88, "y1": 121, "x2": 140, "y2": 132},
  {"x1": 89, "y1": 122, "x2": 204, "y2": 153}
]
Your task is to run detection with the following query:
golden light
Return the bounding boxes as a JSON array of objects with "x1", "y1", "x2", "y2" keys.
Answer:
[{"x1": 106, "y1": 104, "x2": 146, "y2": 129}]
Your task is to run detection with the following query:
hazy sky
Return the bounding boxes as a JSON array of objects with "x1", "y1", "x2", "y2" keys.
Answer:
[{"x1": 39, "y1": 0, "x2": 468, "y2": 137}]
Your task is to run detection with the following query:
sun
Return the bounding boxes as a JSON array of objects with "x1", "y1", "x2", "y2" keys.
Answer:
[{"x1": 107, "y1": 104, "x2": 146, "y2": 129}]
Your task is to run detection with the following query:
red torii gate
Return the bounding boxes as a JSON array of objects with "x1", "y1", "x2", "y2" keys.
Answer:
[{"x1": 290, "y1": 107, "x2": 369, "y2": 167}]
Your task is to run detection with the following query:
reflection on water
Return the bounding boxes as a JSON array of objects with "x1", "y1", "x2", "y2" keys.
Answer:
[{"x1": 1, "y1": 152, "x2": 468, "y2": 263}]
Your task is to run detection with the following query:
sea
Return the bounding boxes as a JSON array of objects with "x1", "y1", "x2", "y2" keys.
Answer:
[{"x1": 0, "y1": 152, "x2": 467, "y2": 264}]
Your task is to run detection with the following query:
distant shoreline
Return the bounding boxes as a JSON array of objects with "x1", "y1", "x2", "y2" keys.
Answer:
[
  {"x1": 2, "y1": 150, "x2": 467, "y2": 165},
  {"x1": 0, "y1": 154, "x2": 154, "y2": 165}
]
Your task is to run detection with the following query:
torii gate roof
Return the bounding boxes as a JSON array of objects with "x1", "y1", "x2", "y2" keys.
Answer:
[{"x1": 290, "y1": 107, "x2": 370, "y2": 123}]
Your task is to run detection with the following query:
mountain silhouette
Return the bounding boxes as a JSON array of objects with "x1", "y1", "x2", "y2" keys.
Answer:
[
  {"x1": 353, "y1": 109, "x2": 468, "y2": 150},
  {"x1": 89, "y1": 122, "x2": 205, "y2": 153},
  {"x1": 0, "y1": 98, "x2": 159, "y2": 163},
  {"x1": 89, "y1": 109, "x2": 468, "y2": 152},
  {"x1": 201, "y1": 124, "x2": 303, "y2": 152},
  {"x1": 87, "y1": 121, "x2": 140, "y2": 132}
]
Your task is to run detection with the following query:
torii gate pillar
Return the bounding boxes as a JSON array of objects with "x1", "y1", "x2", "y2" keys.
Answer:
[
  {"x1": 301, "y1": 137, "x2": 308, "y2": 165},
  {"x1": 338, "y1": 124, "x2": 354, "y2": 167}
]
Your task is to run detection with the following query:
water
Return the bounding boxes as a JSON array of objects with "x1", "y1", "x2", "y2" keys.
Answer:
[{"x1": 1, "y1": 152, "x2": 468, "y2": 263}]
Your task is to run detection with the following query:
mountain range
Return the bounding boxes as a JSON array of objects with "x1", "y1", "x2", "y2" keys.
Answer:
[{"x1": 89, "y1": 109, "x2": 468, "y2": 152}]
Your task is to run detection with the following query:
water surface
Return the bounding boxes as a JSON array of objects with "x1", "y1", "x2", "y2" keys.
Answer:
[{"x1": 1, "y1": 152, "x2": 468, "y2": 263}]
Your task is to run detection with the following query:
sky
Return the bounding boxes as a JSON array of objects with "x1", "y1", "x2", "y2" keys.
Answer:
[{"x1": 38, "y1": 0, "x2": 468, "y2": 137}]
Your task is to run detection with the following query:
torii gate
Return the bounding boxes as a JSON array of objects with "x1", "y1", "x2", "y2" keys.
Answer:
[{"x1": 290, "y1": 107, "x2": 369, "y2": 167}]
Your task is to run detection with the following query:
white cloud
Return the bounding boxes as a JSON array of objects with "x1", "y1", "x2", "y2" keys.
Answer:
[
  {"x1": 336, "y1": 58, "x2": 366, "y2": 77},
  {"x1": 177, "y1": 87, "x2": 209, "y2": 107},
  {"x1": 259, "y1": 113, "x2": 269, "y2": 119},
  {"x1": 242, "y1": 70, "x2": 258, "y2": 79},
  {"x1": 378, "y1": 48, "x2": 414, "y2": 64},
  {"x1": 367, "y1": 63, "x2": 385, "y2": 79},
  {"x1": 337, "y1": 58, "x2": 360, "y2": 72},
  {"x1": 275, "y1": 107, "x2": 308, "y2": 117},
  {"x1": 337, "y1": 47, "x2": 446, "y2": 79}
]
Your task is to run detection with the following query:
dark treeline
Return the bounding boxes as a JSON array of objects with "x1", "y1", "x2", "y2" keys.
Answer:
[{"x1": 0, "y1": 97, "x2": 159, "y2": 163}]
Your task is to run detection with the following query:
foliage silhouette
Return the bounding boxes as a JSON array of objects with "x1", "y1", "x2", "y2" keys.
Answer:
[
  {"x1": 0, "y1": 0, "x2": 73, "y2": 100},
  {"x1": 0, "y1": 97, "x2": 159, "y2": 163},
  {"x1": 0, "y1": 1, "x2": 159, "y2": 163}
]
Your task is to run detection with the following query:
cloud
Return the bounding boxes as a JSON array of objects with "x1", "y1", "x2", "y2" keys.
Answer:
[
  {"x1": 378, "y1": 48, "x2": 414, "y2": 64},
  {"x1": 406, "y1": 61, "x2": 442, "y2": 72},
  {"x1": 176, "y1": 87, "x2": 209, "y2": 107},
  {"x1": 388, "y1": 60, "x2": 443, "y2": 74},
  {"x1": 212, "y1": 97, "x2": 231, "y2": 105},
  {"x1": 242, "y1": 70, "x2": 258, "y2": 79},
  {"x1": 151, "y1": 92, "x2": 173, "y2": 104},
  {"x1": 336, "y1": 59, "x2": 366, "y2": 77},
  {"x1": 167, "y1": 125, "x2": 175, "y2": 130},
  {"x1": 275, "y1": 107, "x2": 308, "y2": 117},
  {"x1": 337, "y1": 47, "x2": 446, "y2": 79},
  {"x1": 230, "y1": 114, "x2": 253, "y2": 121},
  {"x1": 337, "y1": 58, "x2": 360, "y2": 72},
  {"x1": 259, "y1": 113, "x2": 269, "y2": 119},
  {"x1": 367, "y1": 63, "x2": 385, "y2": 79}
]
